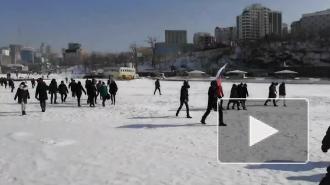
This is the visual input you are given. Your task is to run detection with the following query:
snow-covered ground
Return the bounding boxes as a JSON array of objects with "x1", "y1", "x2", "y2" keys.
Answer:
[{"x1": 0, "y1": 78, "x2": 329, "y2": 185}]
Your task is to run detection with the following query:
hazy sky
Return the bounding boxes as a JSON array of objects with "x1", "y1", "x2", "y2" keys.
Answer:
[{"x1": 0, "y1": 0, "x2": 329, "y2": 53}]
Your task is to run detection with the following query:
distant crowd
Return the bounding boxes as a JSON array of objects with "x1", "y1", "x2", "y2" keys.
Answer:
[{"x1": 0, "y1": 77, "x2": 118, "y2": 114}]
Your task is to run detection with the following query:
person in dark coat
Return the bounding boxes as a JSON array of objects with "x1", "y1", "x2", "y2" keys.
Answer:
[
  {"x1": 65, "y1": 77, "x2": 68, "y2": 84},
  {"x1": 278, "y1": 82, "x2": 286, "y2": 107},
  {"x1": 58, "y1": 81, "x2": 69, "y2": 103},
  {"x1": 0, "y1": 77, "x2": 3, "y2": 86},
  {"x1": 85, "y1": 79, "x2": 92, "y2": 104},
  {"x1": 35, "y1": 78, "x2": 48, "y2": 112},
  {"x1": 99, "y1": 82, "x2": 109, "y2": 107},
  {"x1": 87, "y1": 80, "x2": 97, "y2": 107},
  {"x1": 48, "y1": 79, "x2": 58, "y2": 104},
  {"x1": 201, "y1": 80, "x2": 218, "y2": 124},
  {"x1": 227, "y1": 84, "x2": 240, "y2": 110},
  {"x1": 176, "y1": 80, "x2": 192, "y2": 118},
  {"x1": 154, "y1": 79, "x2": 161, "y2": 95},
  {"x1": 201, "y1": 80, "x2": 227, "y2": 126},
  {"x1": 240, "y1": 83, "x2": 249, "y2": 110},
  {"x1": 75, "y1": 81, "x2": 86, "y2": 107},
  {"x1": 96, "y1": 80, "x2": 102, "y2": 103},
  {"x1": 68, "y1": 79, "x2": 77, "y2": 97},
  {"x1": 31, "y1": 78, "x2": 36, "y2": 88},
  {"x1": 320, "y1": 127, "x2": 330, "y2": 185},
  {"x1": 14, "y1": 82, "x2": 30, "y2": 115},
  {"x1": 8, "y1": 79, "x2": 15, "y2": 92},
  {"x1": 322, "y1": 126, "x2": 330, "y2": 153},
  {"x1": 4, "y1": 78, "x2": 7, "y2": 88},
  {"x1": 264, "y1": 82, "x2": 278, "y2": 106},
  {"x1": 109, "y1": 79, "x2": 118, "y2": 105}
]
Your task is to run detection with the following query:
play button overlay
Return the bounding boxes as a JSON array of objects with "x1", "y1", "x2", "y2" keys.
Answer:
[
  {"x1": 218, "y1": 98, "x2": 308, "y2": 164},
  {"x1": 249, "y1": 116, "x2": 278, "y2": 147}
]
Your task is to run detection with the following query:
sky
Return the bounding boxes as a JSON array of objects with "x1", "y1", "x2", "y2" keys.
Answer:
[{"x1": 0, "y1": 0, "x2": 330, "y2": 53}]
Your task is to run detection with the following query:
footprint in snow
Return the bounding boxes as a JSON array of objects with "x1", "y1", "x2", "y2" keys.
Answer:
[
  {"x1": 39, "y1": 138, "x2": 77, "y2": 146},
  {"x1": 7, "y1": 132, "x2": 33, "y2": 141}
]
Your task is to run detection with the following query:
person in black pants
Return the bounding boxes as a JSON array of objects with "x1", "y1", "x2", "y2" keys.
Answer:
[
  {"x1": 87, "y1": 80, "x2": 97, "y2": 107},
  {"x1": 14, "y1": 82, "x2": 30, "y2": 115},
  {"x1": 49, "y1": 79, "x2": 58, "y2": 104},
  {"x1": 109, "y1": 79, "x2": 118, "y2": 105},
  {"x1": 154, "y1": 79, "x2": 161, "y2": 95},
  {"x1": 241, "y1": 83, "x2": 249, "y2": 110},
  {"x1": 58, "y1": 81, "x2": 69, "y2": 103},
  {"x1": 320, "y1": 126, "x2": 330, "y2": 185},
  {"x1": 35, "y1": 78, "x2": 48, "y2": 112},
  {"x1": 31, "y1": 78, "x2": 36, "y2": 88},
  {"x1": 264, "y1": 82, "x2": 278, "y2": 106},
  {"x1": 75, "y1": 81, "x2": 86, "y2": 107},
  {"x1": 176, "y1": 80, "x2": 192, "y2": 118},
  {"x1": 278, "y1": 82, "x2": 286, "y2": 107},
  {"x1": 227, "y1": 84, "x2": 240, "y2": 110},
  {"x1": 201, "y1": 81, "x2": 218, "y2": 124},
  {"x1": 8, "y1": 79, "x2": 15, "y2": 92},
  {"x1": 201, "y1": 80, "x2": 226, "y2": 126},
  {"x1": 68, "y1": 79, "x2": 77, "y2": 97}
]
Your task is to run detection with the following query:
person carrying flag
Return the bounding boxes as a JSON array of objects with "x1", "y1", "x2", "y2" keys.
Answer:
[{"x1": 201, "y1": 64, "x2": 226, "y2": 126}]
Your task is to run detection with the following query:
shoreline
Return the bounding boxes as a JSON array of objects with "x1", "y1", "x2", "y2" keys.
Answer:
[{"x1": 159, "y1": 77, "x2": 330, "y2": 84}]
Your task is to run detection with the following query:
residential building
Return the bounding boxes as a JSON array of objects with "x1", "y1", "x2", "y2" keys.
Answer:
[
  {"x1": 20, "y1": 47, "x2": 35, "y2": 64},
  {"x1": 165, "y1": 30, "x2": 187, "y2": 44},
  {"x1": 63, "y1": 43, "x2": 85, "y2": 65},
  {"x1": 269, "y1": 11, "x2": 282, "y2": 36},
  {"x1": 9, "y1": 44, "x2": 22, "y2": 64},
  {"x1": 0, "y1": 47, "x2": 11, "y2": 66},
  {"x1": 282, "y1": 23, "x2": 289, "y2": 35},
  {"x1": 291, "y1": 9, "x2": 330, "y2": 36},
  {"x1": 215, "y1": 26, "x2": 237, "y2": 45},
  {"x1": 237, "y1": 4, "x2": 282, "y2": 40},
  {"x1": 193, "y1": 32, "x2": 215, "y2": 50}
]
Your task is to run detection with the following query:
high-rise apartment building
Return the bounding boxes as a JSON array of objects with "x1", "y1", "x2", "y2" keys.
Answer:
[
  {"x1": 237, "y1": 4, "x2": 282, "y2": 40},
  {"x1": 165, "y1": 30, "x2": 187, "y2": 44}
]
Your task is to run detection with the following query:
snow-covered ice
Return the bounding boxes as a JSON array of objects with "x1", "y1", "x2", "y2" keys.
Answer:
[{"x1": 0, "y1": 78, "x2": 330, "y2": 185}]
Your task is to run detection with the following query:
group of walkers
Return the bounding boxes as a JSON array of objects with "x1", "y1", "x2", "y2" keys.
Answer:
[
  {"x1": 0, "y1": 77, "x2": 15, "y2": 92},
  {"x1": 264, "y1": 82, "x2": 287, "y2": 107},
  {"x1": 227, "y1": 83, "x2": 249, "y2": 110},
  {"x1": 0, "y1": 77, "x2": 119, "y2": 115},
  {"x1": 152, "y1": 79, "x2": 288, "y2": 126}
]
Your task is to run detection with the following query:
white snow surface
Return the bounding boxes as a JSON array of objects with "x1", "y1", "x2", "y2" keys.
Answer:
[{"x1": 0, "y1": 78, "x2": 330, "y2": 185}]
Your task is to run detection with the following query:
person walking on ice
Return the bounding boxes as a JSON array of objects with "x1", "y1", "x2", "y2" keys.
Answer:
[
  {"x1": 227, "y1": 84, "x2": 240, "y2": 110},
  {"x1": 154, "y1": 79, "x2": 161, "y2": 95},
  {"x1": 109, "y1": 79, "x2": 118, "y2": 105},
  {"x1": 14, "y1": 82, "x2": 30, "y2": 115},
  {"x1": 278, "y1": 82, "x2": 286, "y2": 107},
  {"x1": 35, "y1": 78, "x2": 48, "y2": 112},
  {"x1": 8, "y1": 79, "x2": 15, "y2": 93},
  {"x1": 75, "y1": 81, "x2": 86, "y2": 107},
  {"x1": 241, "y1": 83, "x2": 249, "y2": 110},
  {"x1": 264, "y1": 82, "x2": 278, "y2": 106},
  {"x1": 68, "y1": 79, "x2": 77, "y2": 97},
  {"x1": 58, "y1": 81, "x2": 69, "y2": 103},
  {"x1": 99, "y1": 82, "x2": 109, "y2": 107},
  {"x1": 49, "y1": 79, "x2": 58, "y2": 104},
  {"x1": 176, "y1": 80, "x2": 192, "y2": 118},
  {"x1": 200, "y1": 80, "x2": 226, "y2": 125}
]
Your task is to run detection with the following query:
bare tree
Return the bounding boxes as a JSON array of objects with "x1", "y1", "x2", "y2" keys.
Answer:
[
  {"x1": 129, "y1": 43, "x2": 138, "y2": 72},
  {"x1": 146, "y1": 36, "x2": 157, "y2": 67}
]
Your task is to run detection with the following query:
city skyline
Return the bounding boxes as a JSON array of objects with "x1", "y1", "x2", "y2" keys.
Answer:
[{"x1": 0, "y1": 0, "x2": 329, "y2": 53}]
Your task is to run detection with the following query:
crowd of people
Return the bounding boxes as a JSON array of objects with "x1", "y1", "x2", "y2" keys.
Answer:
[{"x1": 0, "y1": 77, "x2": 119, "y2": 115}]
